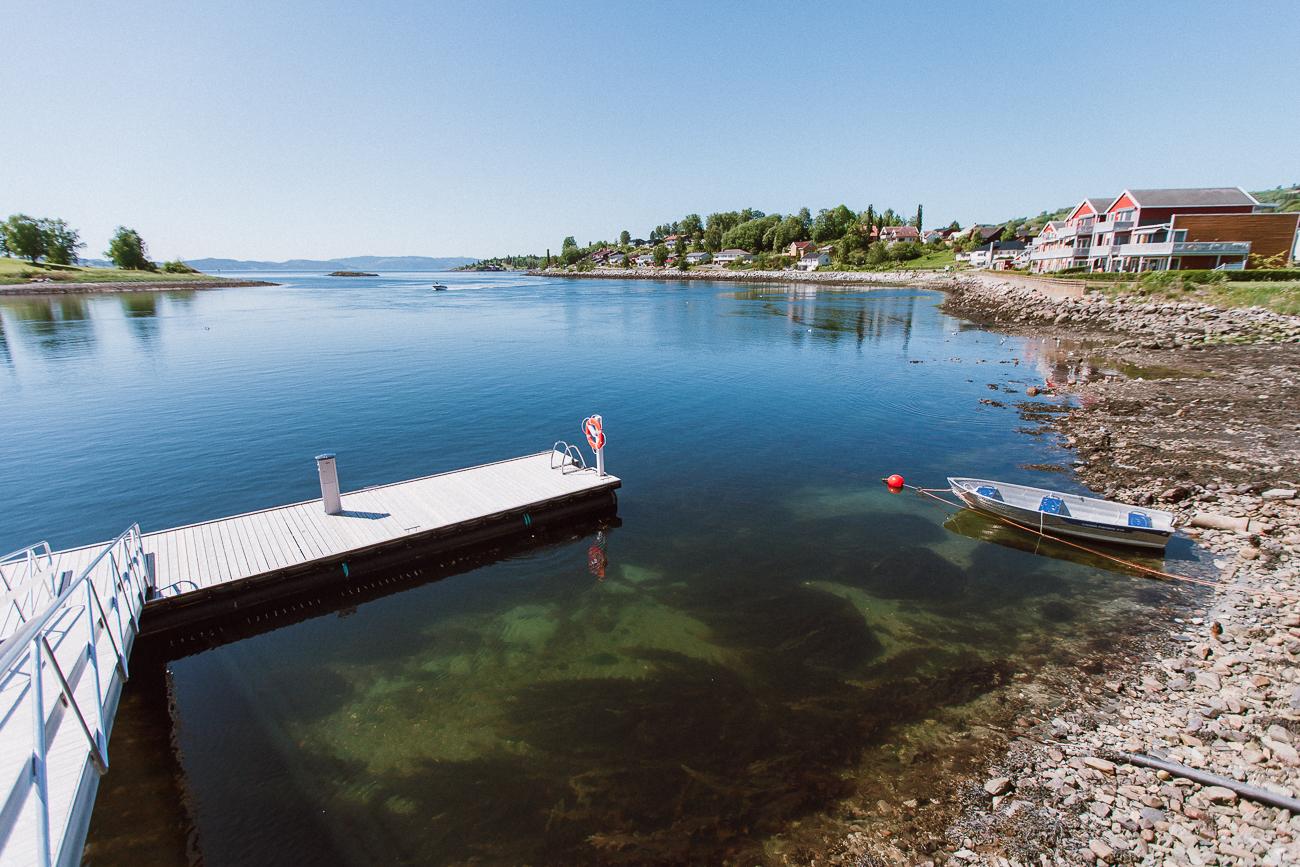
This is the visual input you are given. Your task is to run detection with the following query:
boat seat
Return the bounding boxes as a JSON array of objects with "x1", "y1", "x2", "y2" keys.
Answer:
[
  {"x1": 1127, "y1": 511, "x2": 1153, "y2": 529},
  {"x1": 975, "y1": 485, "x2": 1002, "y2": 501},
  {"x1": 1039, "y1": 496, "x2": 1067, "y2": 516}
]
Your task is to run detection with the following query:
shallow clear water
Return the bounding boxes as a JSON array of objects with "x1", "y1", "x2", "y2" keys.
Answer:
[{"x1": 0, "y1": 274, "x2": 1189, "y2": 864}]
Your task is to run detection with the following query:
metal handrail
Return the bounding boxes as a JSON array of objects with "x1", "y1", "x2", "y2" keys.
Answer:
[
  {"x1": 0, "y1": 524, "x2": 152, "y2": 867},
  {"x1": 0, "y1": 543, "x2": 57, "y2": 636},
  {"x1": 550, "y1": 441, "x2": 587, "y2": 473}
]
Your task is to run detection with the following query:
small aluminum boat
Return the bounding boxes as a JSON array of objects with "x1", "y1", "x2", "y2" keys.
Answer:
[{"x1": 948, "y1": 477, "x2": 1175, "y2": 550}]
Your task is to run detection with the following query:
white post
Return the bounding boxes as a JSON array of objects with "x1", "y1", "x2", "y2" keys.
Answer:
[
  {"x1": 596, "y1": 445, "x2": 605, "y2": 477},
  {"x1": 316, "y1": 453, "x2": 342, "y2": 515}
]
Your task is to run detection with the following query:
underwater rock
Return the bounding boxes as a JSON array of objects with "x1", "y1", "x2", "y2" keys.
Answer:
[{"x1": 862, "y1": 547, "x2": 967, "y2": 601}]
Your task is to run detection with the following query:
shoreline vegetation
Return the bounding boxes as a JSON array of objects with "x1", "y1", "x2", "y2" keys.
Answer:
[{"x1": 1, "y1": 257, "x2": 274, "y2": 293}]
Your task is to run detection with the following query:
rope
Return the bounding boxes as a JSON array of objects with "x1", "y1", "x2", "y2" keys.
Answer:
[
  {"x1": 892, "y1": 480, "x2": 1221, "y2": 586},
  {"x1": 889, "y1": 478, "x2": 1300, "y2": 605}
]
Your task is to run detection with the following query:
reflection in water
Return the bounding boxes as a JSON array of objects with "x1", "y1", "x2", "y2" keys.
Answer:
[
  {"x1": 0, "y1": 316, "x2": 11, "y2": 368},
  {"x1": 731, "y1": 285, "x2": 921, "y2": 349},
  {"x1": 119, "y1": 293, "x2": 161, "y2": 347},
  {"x1": 2, "y1": 296, "x2": 96, "y2": 357}
]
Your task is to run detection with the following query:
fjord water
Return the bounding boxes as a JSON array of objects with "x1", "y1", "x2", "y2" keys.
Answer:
[{"x1": 0, "y1": 274, "x2": 1171, "y2": 864}]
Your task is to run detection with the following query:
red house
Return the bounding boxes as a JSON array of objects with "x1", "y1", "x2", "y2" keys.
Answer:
[{"x1": 1029, "y1": 187, "x2": 1298, "y2": 273}]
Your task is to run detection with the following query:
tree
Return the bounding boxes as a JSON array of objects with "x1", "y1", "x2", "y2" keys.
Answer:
[
  {"x1": 674, "y1": 236, "x2": 686, "y2": 259},
  {"x1": 41, "y1": 219, "x2": 84, "y2": 265},
  {"x1": 619, "y1": 230, "x2": 631, "y2": 246},
  {"x1": 652, "y1": 244, "x2": 668, "y2": 266},
  {"x1": 866, "y1": 243, "x2": 889, "y2": 266},
  {"x1": 679, "y1": 213, "x2": 703, "y2": 237},
  {"x1": 913, "y1": 204, "x2": 923, "y2": 231},
  {"x1": 562, "y1": 235, "x2": 577, "y2": 251},
  {"x1": 722, "y1": 215, "x2": 780, "y2": 253},
  {"x1": 811, "y1": 205, "x2": 854, "y2": 242},
  {"x1": 703, "y1": 224, "x2": 723, "y2": 252},
  {"x1": 106, "y1": 226, "x2": 154, "y2": 270},
  {"x1": 1, "y1": 214, "x2": 47, "y2": 263}
]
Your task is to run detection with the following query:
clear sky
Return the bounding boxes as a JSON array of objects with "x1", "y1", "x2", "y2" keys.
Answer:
[{"x1": 4, "y1": 0, "x2": 1298, "y2": 261}]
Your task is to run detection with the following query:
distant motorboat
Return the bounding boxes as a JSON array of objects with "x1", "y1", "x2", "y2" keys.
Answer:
[
  {"x1": 431, "y1": 283, "x2": 448, "y2": 290},
  {"x1": 948, "y1": 477, "x2": 1174, "y2": 550}
]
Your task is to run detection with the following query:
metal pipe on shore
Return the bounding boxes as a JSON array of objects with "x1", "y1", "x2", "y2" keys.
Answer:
[{"x1": 1117, "y1": 752, "x2": 1300, "y2": 814}]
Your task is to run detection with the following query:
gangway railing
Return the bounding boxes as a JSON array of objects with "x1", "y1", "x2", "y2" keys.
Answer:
[
  {"x1": 0, "y1": 542, "x2": 56, "y2": 639},
  {"x1": 0, "y1": 525, "x2": 152, "y2": 867}
]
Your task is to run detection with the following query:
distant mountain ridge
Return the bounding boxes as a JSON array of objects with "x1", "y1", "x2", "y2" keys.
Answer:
[{"x1": 183, "y1": 255, "x2": 478, "y2": 272}]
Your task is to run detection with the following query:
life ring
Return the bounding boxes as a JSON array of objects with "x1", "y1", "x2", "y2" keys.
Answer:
[{"x1": 583, "y1": 415, "x2": 605, "y2": 451}]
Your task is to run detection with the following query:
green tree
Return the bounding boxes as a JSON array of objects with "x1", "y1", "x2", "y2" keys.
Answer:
[
  {"x1": 913, "y1": 204, "x2": 923, "y2": 231},
  {"x1": 562, "y1": 235, "x2": 577, "y2": 251},
  {"x1": 106, "y1": 226, "x2": 154, "y2": 270},
  {"x1": 703, "y1": 224, "x2": 723, "y2": 252},
  {"x1": 673, "y1": 235, "x2": 686, "y2": 259},
  {"x1": 722, "y1": 215, "x2": 780, "y2": 253},
  {"x1": 41, "y1": 219, "x2": 84, "y2": 265},
  {"x1": 618, "y1": 229, "x2": 631, "y2": 246},
  {"x1": 679, "y1": 214, "x2": 703, "y2": 237},
  {"x1": 811, "y1": 205, "x2": 854, "y2": 242},
  {"x1": 866, "y1": 243, "x2": 889, "y2": 266},
  {"x1": 1, "y1": 214, "x2": 47, "y2": 263},
  {"x1": 770, "y1": 214, "x2": 806, "y2": 251},
  {"x1": 652, "y1": 244, "x2": 668, "y2": 266}
]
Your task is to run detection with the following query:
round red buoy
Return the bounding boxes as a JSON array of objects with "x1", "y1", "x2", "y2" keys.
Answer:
[{"x1": 886, "y1": 474, "x2": 905, "y2": 489}]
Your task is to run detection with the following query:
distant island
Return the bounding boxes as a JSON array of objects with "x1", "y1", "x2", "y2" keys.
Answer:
[
  {"x1": 327, "y1": 270, "x2": 378, "y2": 277},
  {"x1": 184, "y1": 255, "x2": 478, "y2": 272}
]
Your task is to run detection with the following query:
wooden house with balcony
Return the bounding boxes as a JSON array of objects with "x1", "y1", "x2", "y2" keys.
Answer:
[{"x1": 1030, "y1": 187, "x2": 1298, "y2": 273}]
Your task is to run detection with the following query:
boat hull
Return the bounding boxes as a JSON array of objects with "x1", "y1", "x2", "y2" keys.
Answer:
[{"x1": 952, "y1": 487, "x2": 1173, "y2": 550}]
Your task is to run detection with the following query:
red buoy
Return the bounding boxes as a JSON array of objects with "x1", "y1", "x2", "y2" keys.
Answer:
[{"x1": 885, "y1": 474, "x2": 905, "y2": 489}]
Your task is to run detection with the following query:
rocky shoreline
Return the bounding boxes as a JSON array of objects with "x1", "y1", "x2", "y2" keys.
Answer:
[
  {"x1": 916, "y1": 278, "x2": 1300, "y2": 865},
  {"x1": 0, "y1": 279, "x2": 276, "y2": 296}
]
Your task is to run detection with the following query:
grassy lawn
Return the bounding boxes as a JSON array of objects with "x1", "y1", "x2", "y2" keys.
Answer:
[
  {"x1": 1098, "y1": 277, "x2": 1300, "y2": 316},
  {"x1": 0, "y1": 257, "x2": 213, "y2": 286},
  {"x1": 901, "y1": 248, "x2": 958, "y2": 270}
]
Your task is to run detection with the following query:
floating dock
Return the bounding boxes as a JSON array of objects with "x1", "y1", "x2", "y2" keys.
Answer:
[{"x1": 0, "y1": 444, "x2": 619, "y2": 867}]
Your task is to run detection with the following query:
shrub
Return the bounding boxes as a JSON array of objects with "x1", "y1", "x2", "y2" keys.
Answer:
[{"x1": 161, "y1": 260, "x2": 198, "y2": 274}]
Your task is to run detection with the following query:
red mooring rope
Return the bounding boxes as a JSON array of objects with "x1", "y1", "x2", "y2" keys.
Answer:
[{"x1": 895, "y1": 481, "x2": 1229, "y2": 590}]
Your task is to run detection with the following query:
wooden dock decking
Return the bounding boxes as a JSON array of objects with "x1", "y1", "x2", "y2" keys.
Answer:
[
  {"x1": 0, "y1": 450, "x2": 619, "y2": 867},
  {"x1": 8, "y1": 451, "x2": 620, "y2": 614}
]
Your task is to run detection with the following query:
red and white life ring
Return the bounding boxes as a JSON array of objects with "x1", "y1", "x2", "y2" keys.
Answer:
[{"x1": 583, "y1": 415, "x2": 605, "y2": 451}]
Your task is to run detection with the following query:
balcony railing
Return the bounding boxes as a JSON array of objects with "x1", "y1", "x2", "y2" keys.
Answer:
[{"x1": 1114, "y1": 241, "x2": 1251, "y2": 257}]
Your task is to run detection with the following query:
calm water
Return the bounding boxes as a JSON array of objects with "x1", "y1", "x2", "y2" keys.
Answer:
[{"x1": 0, "y1": 274, "x2": 1191, "y2": 864}]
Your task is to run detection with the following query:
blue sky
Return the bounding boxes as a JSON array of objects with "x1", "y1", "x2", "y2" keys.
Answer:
[{"x1": 4, "y1": 0, "x2": 1298, "y2": 261}]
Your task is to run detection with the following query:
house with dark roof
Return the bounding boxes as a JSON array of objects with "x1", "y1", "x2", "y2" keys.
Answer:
[
  {"x1": 879, "y1": 225, "x2": 921, "y2": 244},
  {"x1": 1029, "y1": 187, "x2": 1299, "y2": 273}
]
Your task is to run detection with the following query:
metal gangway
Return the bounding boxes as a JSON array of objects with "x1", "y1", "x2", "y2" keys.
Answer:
[{"x1": 0, "y1": 526, "x2": 152, "y2": 867}]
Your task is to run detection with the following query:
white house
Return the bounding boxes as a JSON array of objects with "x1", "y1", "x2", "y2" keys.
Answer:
[
  {"x1": 796, "y1": 252, "x2": 830, "y2": 271},
  {"x1": 968, "y1": 241, "x2": 1026, "y2": 269},
  {"x1": 685, "y1": 251, "x2": 710, "y2": 265},
  {"x1": 634, "y1": 254, "x2": 656, "y2": 267},
  {"x1": 713, "y1": 249, "x2": 753, "y2": 265}
]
